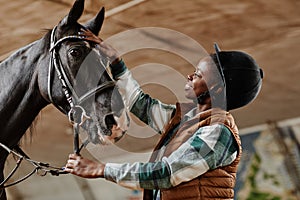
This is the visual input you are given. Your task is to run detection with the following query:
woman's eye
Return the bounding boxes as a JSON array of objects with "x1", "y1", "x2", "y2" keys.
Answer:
[
  {"x1": 193, "y1": 72, "x2": 201, "y2": 78},
  {"x1": 69, "y1": 48, "x2": 82, "y2": 57}
]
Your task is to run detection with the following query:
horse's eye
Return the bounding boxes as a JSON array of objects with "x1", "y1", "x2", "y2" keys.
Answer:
[{"x1": 69, "y1": 48, "x2": 82, "y2": 57}]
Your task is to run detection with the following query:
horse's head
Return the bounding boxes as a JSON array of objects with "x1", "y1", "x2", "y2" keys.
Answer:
[{"x1": 39, "y1": 0, "x2": 129, "y2": 145}]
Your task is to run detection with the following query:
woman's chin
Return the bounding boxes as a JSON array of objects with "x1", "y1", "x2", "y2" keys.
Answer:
[{"x1": 184, "y1": 92, "x2": 196, "y2": 100}]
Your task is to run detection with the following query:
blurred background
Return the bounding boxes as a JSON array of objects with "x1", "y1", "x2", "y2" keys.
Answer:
[{"x1": 1, "y1": 0, "x2": 300, "y2": 199}]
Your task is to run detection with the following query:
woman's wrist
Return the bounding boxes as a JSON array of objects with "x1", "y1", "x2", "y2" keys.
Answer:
[
  {"x1": 110, "y1": 57, "x2": 121, "y2": 65},
  {"x1": 97, "y1": 163, "x2": 106, "y2": 178},
  {"x1": 109, "y1": 58, "x2": 127, "y2": 79}
]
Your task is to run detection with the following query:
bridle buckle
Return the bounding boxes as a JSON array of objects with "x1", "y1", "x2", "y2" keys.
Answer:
[{"x1": 68, "y1": 105, "x2": 91, "y2": 126}]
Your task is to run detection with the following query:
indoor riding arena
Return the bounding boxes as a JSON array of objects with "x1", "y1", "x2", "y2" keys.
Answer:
[{"x1": 1, "y1": 0, "x2": 300, "y2": 199}]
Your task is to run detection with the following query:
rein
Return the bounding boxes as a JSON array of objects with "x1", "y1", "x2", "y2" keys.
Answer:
[
  {"x1": 0, "y1": 27, "x2": 115, "y2": 188},
  {"x1": 0, "y1": 143, "x2": 67, "y2": 188}
]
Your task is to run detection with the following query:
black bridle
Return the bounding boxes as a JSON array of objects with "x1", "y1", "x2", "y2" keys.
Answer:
[
  {"x1": 48, "y1": 27, "x2": 116, "y2": 113},
  {"x1": 0, "y1": 26, "x2": 115, "y2": 188},
  {"x1": 48, "y1": 26, "x2": 116, "y2": 153}
]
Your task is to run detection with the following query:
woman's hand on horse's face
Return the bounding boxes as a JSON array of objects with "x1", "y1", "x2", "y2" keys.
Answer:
[
  {"x1": 79, "y1": 28, "x2": 120, "y2": 64},
  {"x1": 79, "y1": 28, "x2": 103, "y2": 44},
  {"x1": 64, "y1": 153, "x2": 105, "y2": 178}
]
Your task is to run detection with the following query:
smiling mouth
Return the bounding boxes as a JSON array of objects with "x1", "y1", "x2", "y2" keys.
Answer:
[{"x1": 185, "y1": 84, "x2": 193, "y2": 91}]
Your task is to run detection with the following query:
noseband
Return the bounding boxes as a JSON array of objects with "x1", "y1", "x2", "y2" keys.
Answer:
[{"x1": 48, "y1": 26, "x2": 116, "y2": 154}]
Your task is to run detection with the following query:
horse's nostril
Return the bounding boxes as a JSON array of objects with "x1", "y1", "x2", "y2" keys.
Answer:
[{"x1": 104, "y1": 114, "x2": 116, "y2": 130}]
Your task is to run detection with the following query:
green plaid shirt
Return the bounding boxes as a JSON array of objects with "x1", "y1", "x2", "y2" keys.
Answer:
[{"x1": 104, "y1": 60, "x2": 238, "y2": 191}]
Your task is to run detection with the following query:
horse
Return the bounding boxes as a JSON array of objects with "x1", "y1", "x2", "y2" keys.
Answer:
[{"x1": 0, "y1": 0, "x2": 129, "y2": 199}]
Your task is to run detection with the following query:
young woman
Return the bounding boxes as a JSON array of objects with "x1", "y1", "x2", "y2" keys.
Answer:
[{"x1": 64, "y1": 29, "x2": 263, "y2": 200}]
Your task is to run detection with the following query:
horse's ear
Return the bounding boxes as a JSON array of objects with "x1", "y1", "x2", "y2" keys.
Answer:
[
  {"x1": 84, "y1": 7, "x2": 105, "y2": 35},
  {"x1": 60, "y1": 0, "x2": 85, "y2": 26}
]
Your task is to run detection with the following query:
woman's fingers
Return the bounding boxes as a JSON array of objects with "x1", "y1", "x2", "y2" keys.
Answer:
[
  {"x1": 79, "y1": 28, "x2": 102, "y2": 43},
  {"x1": 65, "y1": 154, "x2": 80, "y2": 169},
  {"x1": 77, "y1": 28, "x2": 120, "y2": 63},
  {"x1": 68, "y1": 153, "x2": 79, "y2": 159}
]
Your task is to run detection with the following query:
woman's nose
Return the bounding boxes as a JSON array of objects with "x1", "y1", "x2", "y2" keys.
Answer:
[{"x1": 187, "y1": 74, "x2": 193, "y2": 81}]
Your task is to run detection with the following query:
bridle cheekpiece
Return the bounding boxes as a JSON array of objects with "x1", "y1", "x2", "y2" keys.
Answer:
[{"x1": 48, "y1": 26, "x2": 115, "y2": 153}]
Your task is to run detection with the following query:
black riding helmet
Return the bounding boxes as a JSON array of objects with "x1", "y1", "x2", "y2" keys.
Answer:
[{"x1": 213, "y1": 43, "x2": 264, "y2": 110}]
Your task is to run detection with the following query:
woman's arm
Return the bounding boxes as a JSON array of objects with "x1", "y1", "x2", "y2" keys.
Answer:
[{"x1": 65, "y1": 124, "x2": 238, "y2": 190}]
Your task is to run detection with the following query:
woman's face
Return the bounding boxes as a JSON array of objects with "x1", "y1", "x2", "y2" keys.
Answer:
[{"x1": 184, "y1": 57, "x2": 215, "y2": 100}]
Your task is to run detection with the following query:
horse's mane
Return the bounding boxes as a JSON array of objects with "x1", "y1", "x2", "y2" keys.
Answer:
[
  {"x1": 41, "y1": 28, "x2": 52, "y2": 49},
  {"x1": 19, "y1": 113, "x2": 42, "y2": 146},
  {"x1": 18, "y1": 29, "x2": 52, "y2": 146}
]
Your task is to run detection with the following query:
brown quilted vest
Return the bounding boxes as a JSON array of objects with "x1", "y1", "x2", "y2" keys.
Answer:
[{"x1": 144, "y1": 103, "x2": 242, "y2": 200}]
